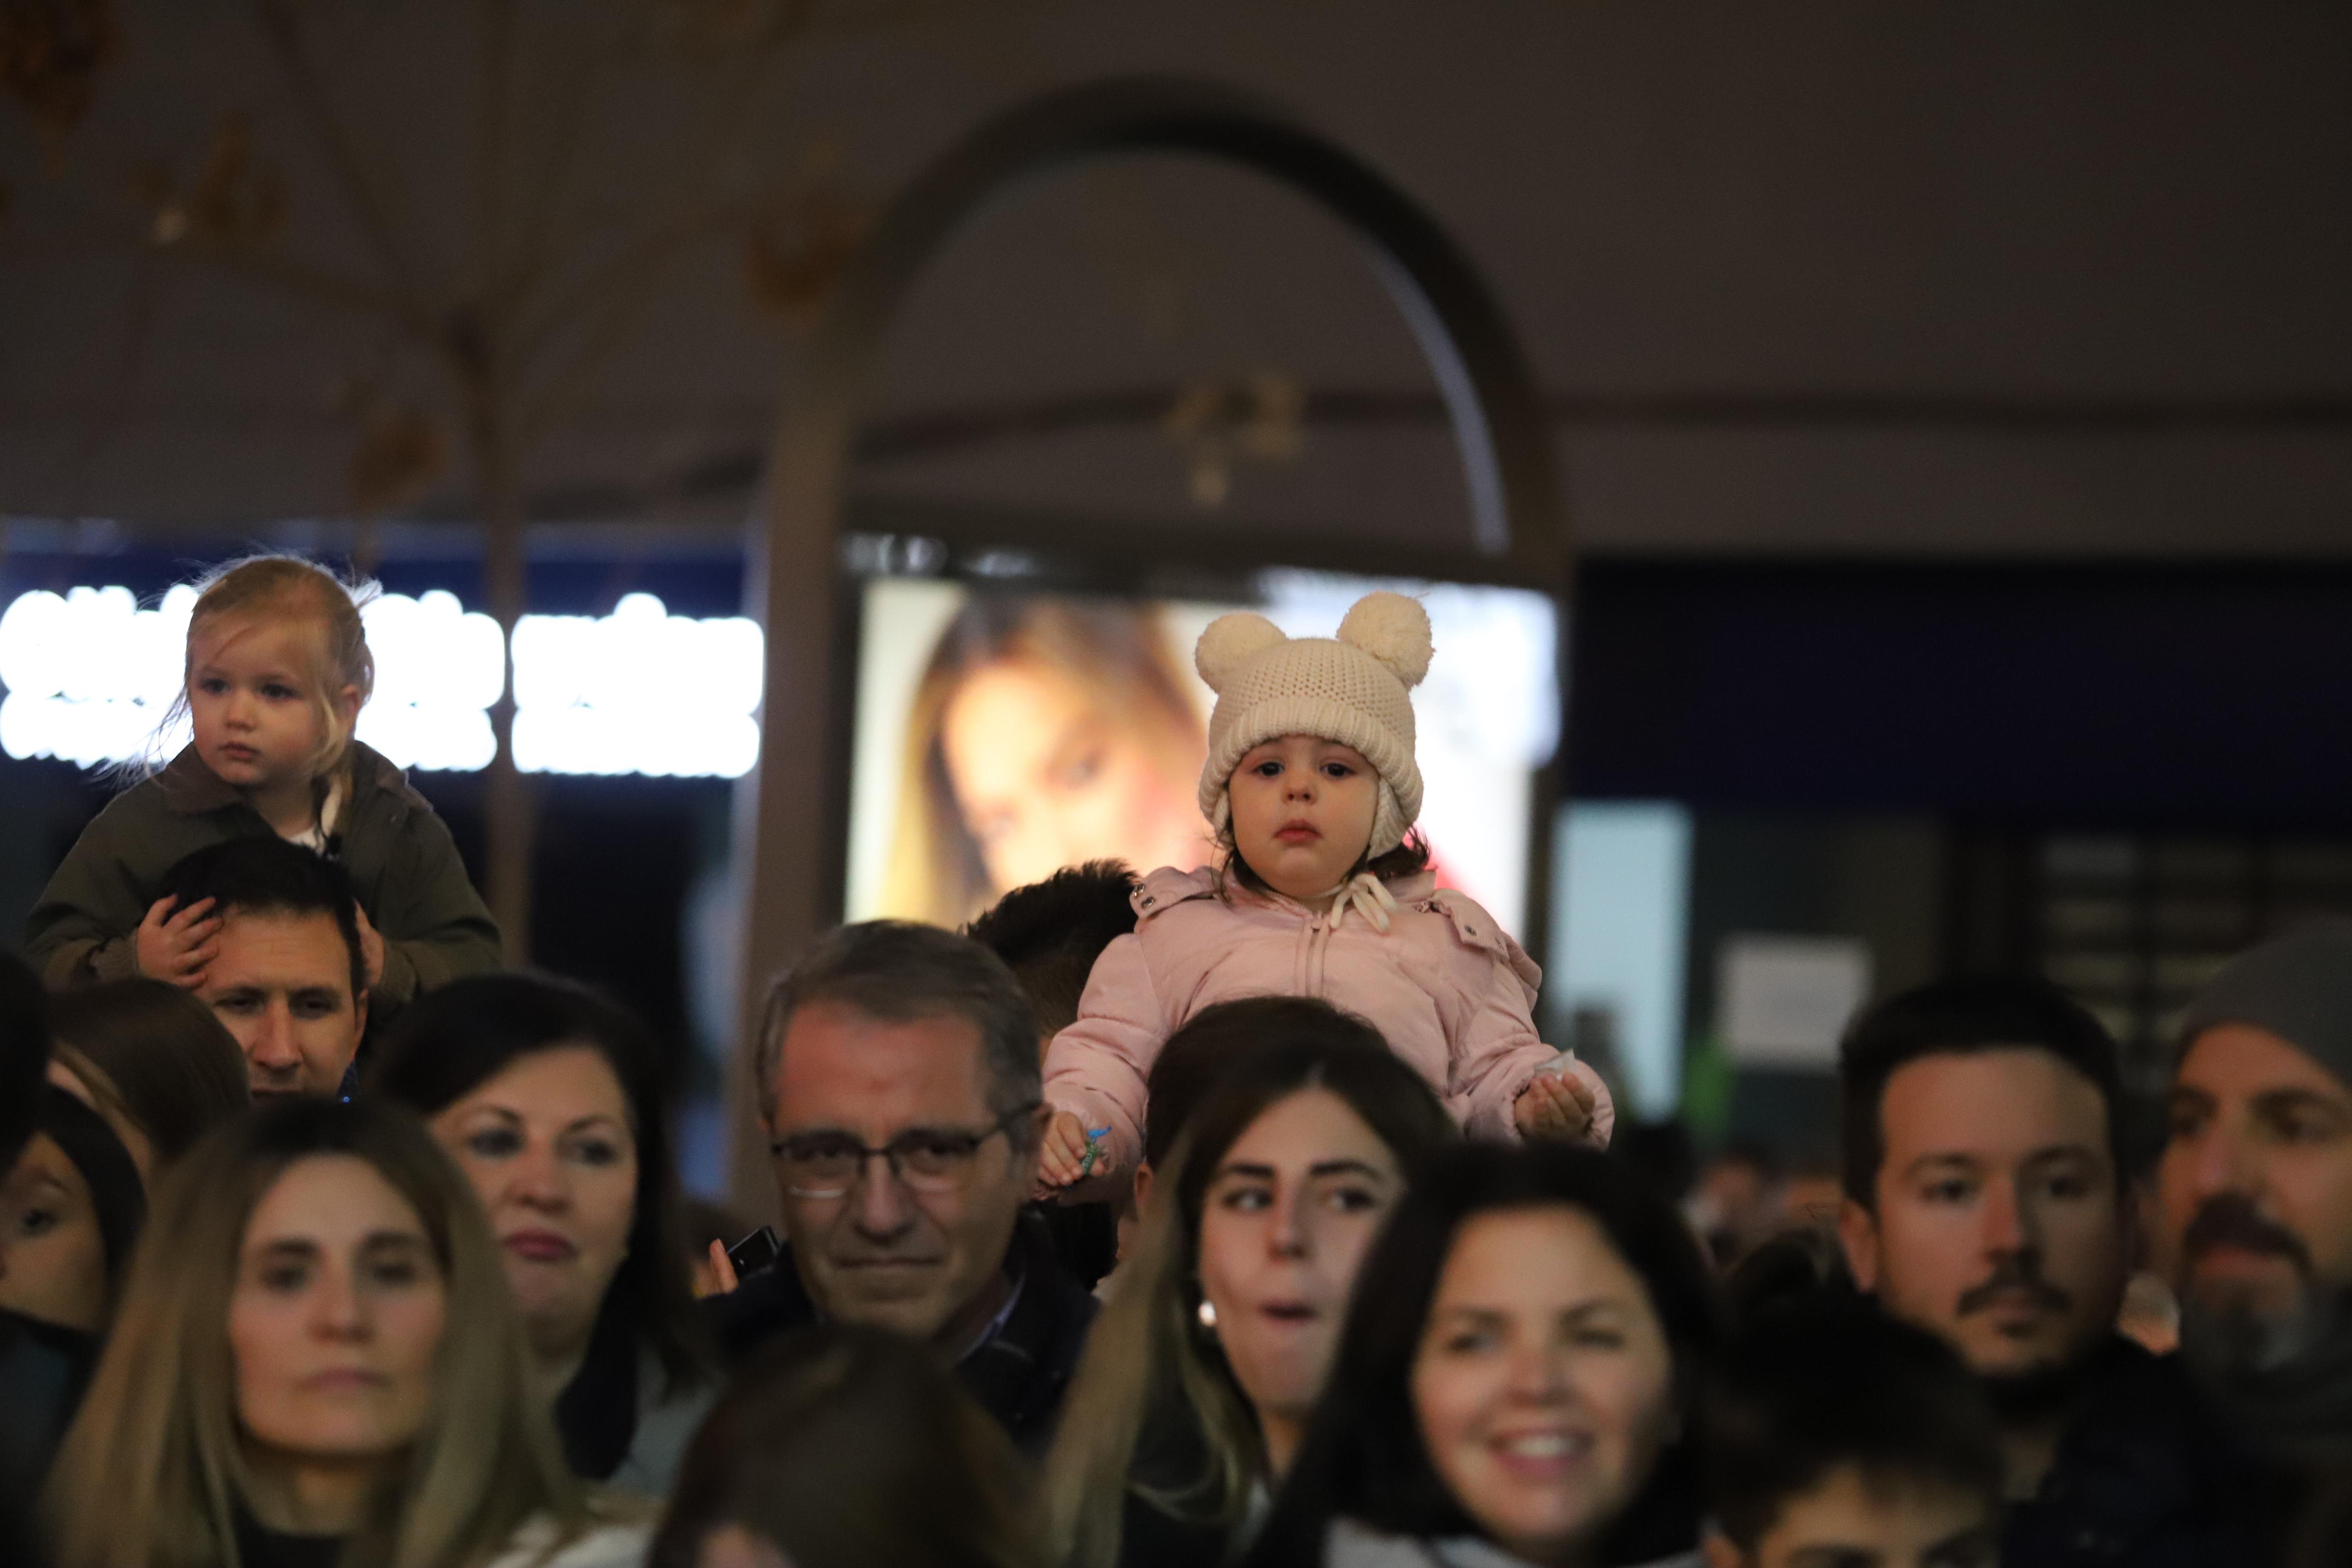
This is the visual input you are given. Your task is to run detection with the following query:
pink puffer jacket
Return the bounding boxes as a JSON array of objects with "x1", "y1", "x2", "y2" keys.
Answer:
[{"x1": 1042, "y1": 866, "x2": 1616, "y2": 1183}]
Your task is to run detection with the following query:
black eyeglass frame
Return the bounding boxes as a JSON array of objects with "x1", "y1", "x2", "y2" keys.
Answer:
[{"x1": 768, "y1": 1102, "x2": 1042, "y2": 1198}]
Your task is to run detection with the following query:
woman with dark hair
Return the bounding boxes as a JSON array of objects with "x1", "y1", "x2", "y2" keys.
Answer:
[
  {"x1": 368, "y1": 972, "x2": 711, "y2": 1495},
  {"x1": 651, "y1": 1323, "x2": 1045, "y2": 1568},
  {"x1": 1045, "y1": 998, "x2": 1459, "y2": 1568},
  {"x1": 0, "y1": 1088, "x2": 146, "y2": 1334},
  {"x1": 1241, "y1": 1144, "x2": 1719, "y2": 1568},
  {"x1": 47, "y1": 978, "x2": 249, "y2": 1178}
]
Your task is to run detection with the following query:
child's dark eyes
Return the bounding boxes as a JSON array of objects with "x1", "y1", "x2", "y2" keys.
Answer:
[
  {"x1": 1250, "y1": 760, "x2": 1283, "y2": 778},
  {"x1": 261, "y1": 683, "x2": 299, "y2": 701},
  {"x1": 197, "y1": 677, "x2": 228, "y2": 695},
  {"x1": 1319, "y1": 761, "x2": 1356, "y2": 780}
]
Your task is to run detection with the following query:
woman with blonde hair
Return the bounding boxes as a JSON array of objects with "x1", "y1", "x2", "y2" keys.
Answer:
[
  {"x1": 881, "y1": 595, "x2": 1208, "y2": 927},
  {"x1": 1042, "y1": 1000, "x2": 1457, "y2": 1568},
  {"x1": 45, "y1": 1096, "x2": 645, "y2": 1568}
]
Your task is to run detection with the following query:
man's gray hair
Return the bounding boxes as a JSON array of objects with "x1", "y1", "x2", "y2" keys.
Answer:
[{"x1": 758, "y1": 921, "x2": 1043, "y2": 1139}]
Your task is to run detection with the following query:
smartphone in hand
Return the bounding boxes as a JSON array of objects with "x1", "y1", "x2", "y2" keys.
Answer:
[{"x1": 724, "y1": 1224, "x2": 783, "y2": 1280}]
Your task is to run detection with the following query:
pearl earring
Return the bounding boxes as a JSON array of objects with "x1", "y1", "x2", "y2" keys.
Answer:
[{"x1": 1197, "y1": 1298, "x2": 1218, "y2": 1330}]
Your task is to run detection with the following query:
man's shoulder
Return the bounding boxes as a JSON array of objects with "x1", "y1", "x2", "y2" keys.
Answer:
[
  {"x1": 701, "y1": 1259, "x2": 817, "y2": 1368},
  {"x1": 966, "y1": 1214, "x2": 1099, "y2": 1453},
  {"x1": 2011, "y1": 1341, "x2": 2268, "y2": 1568}
]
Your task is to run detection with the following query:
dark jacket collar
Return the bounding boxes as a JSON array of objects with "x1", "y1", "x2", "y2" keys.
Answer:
[
  {"x1": 705, "y1": 1211, "x2": 1096, "y2": 1455},
  {"x1": 553, "y1": 1290, "x2": 643, "y2": 1482},
  {"x1": 2003, "y1": 1337, "x2": 2279, "y2": 1568},
  {"x1": 152, "y1": 740, "x2": 408, "y2": 818}
]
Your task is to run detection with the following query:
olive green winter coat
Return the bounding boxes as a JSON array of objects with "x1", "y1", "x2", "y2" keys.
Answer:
[{"x1": 25, "y1": 741, "x2": 501, "y2": 1008}]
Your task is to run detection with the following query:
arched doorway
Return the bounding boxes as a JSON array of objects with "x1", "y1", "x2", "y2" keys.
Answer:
[{"x1": 729, "y1": 76, "x2": 1568, "y2": 1206}]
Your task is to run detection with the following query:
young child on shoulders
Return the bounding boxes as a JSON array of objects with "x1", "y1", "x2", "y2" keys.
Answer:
[
  {"x1": 1036, "y1": 590, "x2": 1612, "y2": 1195},
  {"x1": 1703, "y1": 1299, "x2": 2004, "y2": 1568},
  {"x1": 26, "y1": 555, "x2": 501, "y2": 1014}
]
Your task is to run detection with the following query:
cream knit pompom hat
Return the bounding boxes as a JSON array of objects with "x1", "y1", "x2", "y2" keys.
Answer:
[{"x1": 1195, "y1": 590, "x2": 1432, "y2": 858}]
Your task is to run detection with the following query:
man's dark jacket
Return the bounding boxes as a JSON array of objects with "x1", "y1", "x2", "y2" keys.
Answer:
[
  {"x1": 2003, "y1": 1338, "x2": 2281, "y2": 1568},
  {"x1": 705, "y1": 1209, "x2": 1096, "y2": 1457}
]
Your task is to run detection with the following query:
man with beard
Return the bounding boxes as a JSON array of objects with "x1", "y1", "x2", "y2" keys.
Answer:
[
  {"x1": 2161, "y1": 921, "x2": 2352, "y2": 1555},
  {"x1": 1838, "y1": 976, "x2": 2250, "y2": 1567}
]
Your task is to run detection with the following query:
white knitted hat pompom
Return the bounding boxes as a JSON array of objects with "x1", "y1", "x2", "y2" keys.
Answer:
[
  {"x1": 1194, "y1": 611, "x2": 1288, "y2": 693},
  {"x1": 1336, "y1": 591, "x2": 1433, "y2": 688}
]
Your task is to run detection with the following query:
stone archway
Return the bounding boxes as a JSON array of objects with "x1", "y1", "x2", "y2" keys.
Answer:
[{"x1": 729, "y1": 76, "x2": 1568, "y2": 1207}]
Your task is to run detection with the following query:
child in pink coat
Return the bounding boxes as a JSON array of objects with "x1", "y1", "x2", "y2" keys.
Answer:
[{"x1": 1036, "y1": 591, "x2": 1614, "y2": 1194}]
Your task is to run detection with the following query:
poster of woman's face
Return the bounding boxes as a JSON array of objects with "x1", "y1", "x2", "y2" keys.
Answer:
[{"x1": 842, "y1": 575, "x2": 1559, "y2": 938}]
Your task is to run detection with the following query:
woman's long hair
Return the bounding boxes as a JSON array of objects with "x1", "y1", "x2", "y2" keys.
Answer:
[
  {"x1": 45, "y1": 1098, "x2": 586, "y2": 1568},
  {"x1": 22, "y1": 1085, "x2": 147, "y2": 1327},
  {"x1": 1042, "y1": 1004, "x2": 1459, "y2": 1568},
  {"x1": 51, "y1": 978, "x2": 250, "y2": 1166},
  {"x1": 880, "y1": 595, "x2": 1206, "y2": 927},
  {"x1": 365, "y1": 973, "x2": 707, "y2": 1399},
  {"x1": 1240, "y1": 1144, "x2": 1720, "y2": 1568},
  {"x1": 650, "y1": 1324, "x2": 1044, "y2": 1568}
]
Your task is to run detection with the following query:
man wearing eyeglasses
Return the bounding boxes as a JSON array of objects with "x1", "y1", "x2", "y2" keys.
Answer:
[{"x1": 706, "y1": 919, "x2": 1097, "y2": 1454}]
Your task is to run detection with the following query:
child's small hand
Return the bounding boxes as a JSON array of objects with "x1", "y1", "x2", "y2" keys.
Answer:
[
  {"x1": 352, "y1": 903, "x2": 386, "y2": 991},
  {"x1": 1034, "y1": 1111, "x2": 1093, "y2": 1196},
  {"x1": 1514, "y1": 1071, "x2": 1597, "y2": 1142},
  {"x1": 135, "y1": 895, "x2": 219, "y2": 988}
]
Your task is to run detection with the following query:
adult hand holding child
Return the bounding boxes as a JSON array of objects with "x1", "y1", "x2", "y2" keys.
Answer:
[{"x1": 352, "y1": 902, "x2": 387, "y2": 990}]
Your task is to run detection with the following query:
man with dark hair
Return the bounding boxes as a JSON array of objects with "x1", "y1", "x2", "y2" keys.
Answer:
[
  {"x1": 2160, "y1": 921, "x2": 2352, "y2": 1546},
  {"x1": 708, "y1": 921, "x2": 1095, "y2": 1455},
  {"x1": 966, "y1": 863, "x2": 1139, "y2": 1289},
  {"x1": 1703, "y1": 1300, "x2": 2002, "y2": 1568},
  {"x1": 1837, "y1": 975, "x2": 2246, "y2": 1567},
  {"x1": 159, "y1": 838, "x2": 368, "y2": 1097},
  {"x1": 963, "y1": 859, "x2": 1138, "y2": 1047}
]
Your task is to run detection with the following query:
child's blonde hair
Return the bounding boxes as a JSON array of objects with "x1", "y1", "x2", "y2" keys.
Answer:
[{"x1": 151, "y1": 555, "x2": 379, "y2": 782}]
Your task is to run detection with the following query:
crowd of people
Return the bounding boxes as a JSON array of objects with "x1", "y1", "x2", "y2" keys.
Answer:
[{"x1": 0, "y1": 553, "x2": 2347, "y2": 1568}]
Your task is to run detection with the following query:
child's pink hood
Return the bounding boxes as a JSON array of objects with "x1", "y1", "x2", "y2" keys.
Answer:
[{"x1": 1042, "y1": 865, "x2": 1615, "y2": 1181}]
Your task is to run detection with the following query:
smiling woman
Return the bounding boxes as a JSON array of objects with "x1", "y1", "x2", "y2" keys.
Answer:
[
  {"x1": 367, "y1": 972, "x2": 712, "y2": 1497},
  {"x1": 1241, "y1": 1145, "x2": 1719, "y2": 1568}
]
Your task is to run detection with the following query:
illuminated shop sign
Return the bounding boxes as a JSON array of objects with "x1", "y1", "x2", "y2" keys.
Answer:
[{"x1": 0, "y1": 587, "x2": 763, "y2": 778}]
